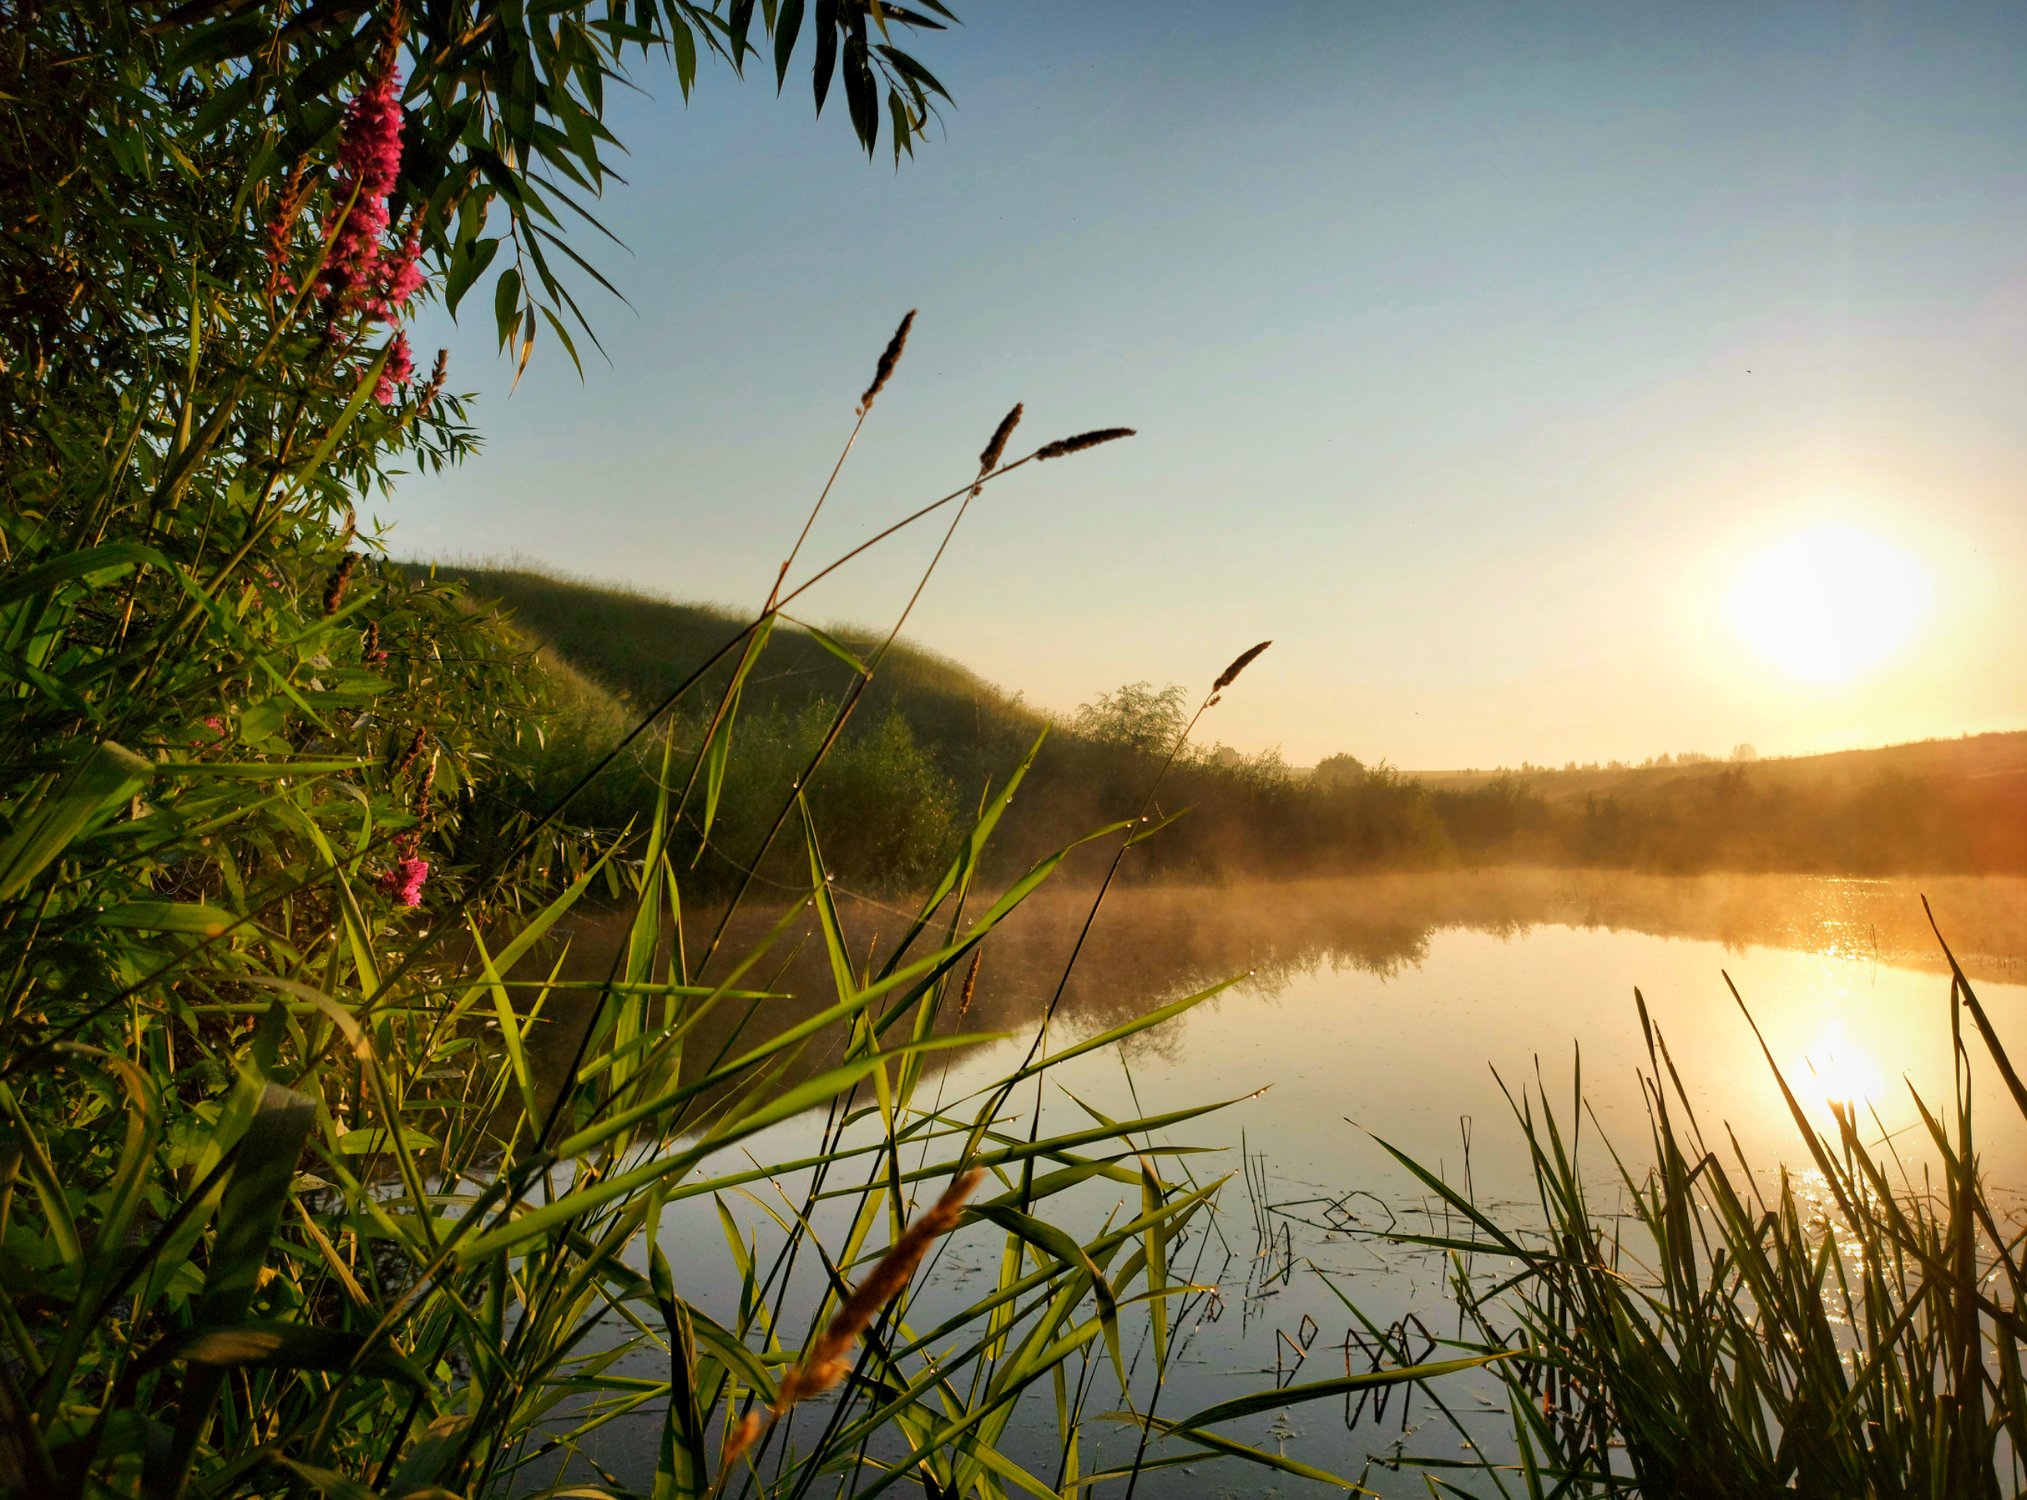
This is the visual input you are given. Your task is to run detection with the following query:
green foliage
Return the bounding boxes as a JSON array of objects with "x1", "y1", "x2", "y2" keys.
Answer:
[{"x1": 0, "y1": 10, "x2": 1475, "y2": 1495}]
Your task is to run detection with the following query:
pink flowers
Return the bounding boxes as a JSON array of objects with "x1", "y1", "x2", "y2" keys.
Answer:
[
  {"x1": 379, "y1": 331, "x2": 414, "y2": 406},
  {"x1": 314, "y1": 44, "x2": 426, "y2": 404},
  {"x1": 320, "y1": 61, "x2": 403, "y2": 313},
  {"x1": 377, "y1": 854, "x2": 430, "y2": 908}
]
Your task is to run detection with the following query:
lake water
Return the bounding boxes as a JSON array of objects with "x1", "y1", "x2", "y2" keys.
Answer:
[{"x1": 539, "y1": 870, "x2": 2027, "y2": 1496}]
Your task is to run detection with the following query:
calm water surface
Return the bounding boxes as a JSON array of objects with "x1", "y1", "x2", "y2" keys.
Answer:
[{"x1": 539, "y1": 870, "x2": 2027, "y2": 1496}]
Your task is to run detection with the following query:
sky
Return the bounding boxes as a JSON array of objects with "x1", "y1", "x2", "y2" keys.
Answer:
[{"x1": 388, "y1": 2, "x2": 2027, "y2": 769}]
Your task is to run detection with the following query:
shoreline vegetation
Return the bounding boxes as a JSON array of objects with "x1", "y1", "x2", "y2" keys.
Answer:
[
  {"x1": 2, "y1": 5, "x2": 2019, "y2": 1498},
  {"x1": 431, "y1": 563, "x2": 2027, "y2": 895}
]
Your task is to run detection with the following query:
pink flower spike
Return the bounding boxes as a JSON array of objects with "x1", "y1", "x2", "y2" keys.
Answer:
[
  {"x1": 375, "y1": 331, "x2": 415, "y2": 404},
  {"x1": 377, "y1": 855, "x2": 430, "y2": 908},
  {"x1": 319, "y1": 55, "x2": 405, "y2": 315},
  {"x1": 370, "y1": 230, "x2": 426, "y2": 320}
]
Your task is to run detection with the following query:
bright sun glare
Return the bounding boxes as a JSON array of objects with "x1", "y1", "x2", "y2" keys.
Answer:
[
  {"x1": 1800, "y1": 1019, "x2": 1886, "y2": 1111},
  {"x1": 1728, "y1": 524, "x2": 1933, "y2": 684}
]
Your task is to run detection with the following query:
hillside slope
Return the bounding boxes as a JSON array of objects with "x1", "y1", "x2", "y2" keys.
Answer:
[{"x1": 432, "y1": 563, "x2": 1049, "y2": 796}]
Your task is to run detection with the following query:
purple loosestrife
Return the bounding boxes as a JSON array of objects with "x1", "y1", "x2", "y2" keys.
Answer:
[
  {"x1": 319, "y1": 59, "x2": 403, "y2": 315},
  {"x1": 317, "y1": 37, "x2": 428, "y2": 404},
  {"x1": 377, "y1": 855, "x2": 429, "y2": 908}
]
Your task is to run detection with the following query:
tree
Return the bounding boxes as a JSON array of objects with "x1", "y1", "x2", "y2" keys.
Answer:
[
  {"x1": 1073, "y1": 681, "x2": 1188, "y2": 755},
  {"x1": 1732, "y1": 742, "x2": 1759, "y2": 762},
  {"x1": 1312, "y1": 752, "x2": 1366, "y2": 791},
  {"x1": 3, "y1": 1, "x2": 955, "y2": 430}
]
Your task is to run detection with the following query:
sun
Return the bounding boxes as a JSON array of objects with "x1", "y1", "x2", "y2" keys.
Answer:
[{"x1": 1728, "y1": 524, "x2": 1932, "y2": 684}]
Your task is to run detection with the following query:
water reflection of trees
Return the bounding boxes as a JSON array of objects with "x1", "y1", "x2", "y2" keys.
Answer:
[{"x1": 522, "y1": 869, "x2": 2026, "y2": 1103}]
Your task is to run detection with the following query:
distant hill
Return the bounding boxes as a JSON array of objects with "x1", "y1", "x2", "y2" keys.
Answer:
[
  {"x1": 1408, "y1": 733, "x2": 2027, "y2": 873},
  {"x1": 428, "y1": 562, "x2": 2027, "y2": 882},
  {"x1": 1413, "y1": 732, "x2": 2027, "y2": 805}
]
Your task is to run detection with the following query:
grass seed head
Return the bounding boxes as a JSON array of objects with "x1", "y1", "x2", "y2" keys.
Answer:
[
  {"x1": 858, "y1": 309, "x2": 916, "y2": 413},
  {"x1": 957, "y1": 949, "x2": 983, "y2": 1019},
  {"x1": 720, "y1": 1410, "x2": 765, "y2": 1468},
  {"x1": 420, "y1": 347, "x2": 448, "y2": 411},
  {"x1": 1035, "y1": 427, "x2": 1135, "y2": 461},
  {"x1": 392, "y1": 726, "x2": 427, "y2": 779},
  {"x1": 775, "y1": 1168, "x2": 985, "y2": 1413},
  {"x1": 1213, "y1": 640, "x2": 1272, "y2": 694},
  {"x1": 978, "y1": 403, "x2": 1024, "y2": 476}
]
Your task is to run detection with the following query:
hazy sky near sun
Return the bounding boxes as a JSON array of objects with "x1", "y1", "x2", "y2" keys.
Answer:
[{"x1": 389, "y1": 2, "x2": 2027, "y2": 769}]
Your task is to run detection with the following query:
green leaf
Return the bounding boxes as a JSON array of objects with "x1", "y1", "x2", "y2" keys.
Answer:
[
  {"x1": 157, "y1": 1084, "x2": 316, "y2": 1494},
  {"x1": 94, "y1": 902, "x2": 239, "y2": 937},
  {"x1": 1171, "y1": 1353, "x2": 1514, "y2": 1429},
  {"x1": 145, "y1": 1322, "x2": 426, "y2": 1387},
  {"x1": 0, "y1": 741, "x2": 152, "y2": 902},
  {"x1": 445, "y1": 234, "x2": 501, "y2": 316},
  {"x1": 0, "y1": 542, "x2": 163, "y2": 610},
  {"x1": 774, "y1": 0, "x2": 806, "y2": 86},
  {"x1": 1091, "y1": 1414, "x2": 1375, "y2": 1493},
  {"x1": 385, "y1": 1413, "x2": 474, "y2": 1497},
  {"x1": 494, "y1": 265, "x2": 524, "y2": 349},
  {"x1": 970, "y1": 1203, "x2": 1125, "y2": 1389}
]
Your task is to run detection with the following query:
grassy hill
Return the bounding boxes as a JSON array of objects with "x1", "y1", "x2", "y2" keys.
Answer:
[{"x1": 430, "y1": 562, "x2": 1048, "y2": 796}]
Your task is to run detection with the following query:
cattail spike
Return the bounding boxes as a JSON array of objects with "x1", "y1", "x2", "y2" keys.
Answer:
[
  {"x1": 858, "y1": 309, "x2": 916, "y2": 413},
  {"x1": 1212, "y1": 640, "x2": 1272, "y2": 694},
  {"x1": 1034, "y1": 427, "x2": 1135, "y2": 461}
]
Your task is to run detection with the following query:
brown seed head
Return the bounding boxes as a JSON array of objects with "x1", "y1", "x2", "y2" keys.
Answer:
[
  {"x1": 978, "y1": 403, "x2": 1024, "y2": 476},
  {"x1": 775, "y1": 1168, "x2": 984, "y2": 1415},
  {"x1": 720, "y1": 1410, "x2": 765, "y2": 1468},
  {"x1": 1212, "y1": 640, "x2": 1272, "y2": 694},
  {"x1": 411, "y1": 754, "x2": 437, "y2": 820},
  {"x1": 957, "y1": 949, "x2": 983, "y2": 1019},
  {"x1": 420, "y1": 348, "x2": 449, "y2": 411},
  {"x1": 264, "y1": 159, "x2": 312, "y2": 296},
  {"x1": 1034, "y1": 427, "x2": 1136, "y2": 461},
  {"x1": 323, "y1": 553, "x2": 357, "y2": 615},
  {"x1": 373, "y1": 0, "x2": 404, "y2": 79},
  {"x1": 858, "y1": 309, "x2": 916, "y2": 413},
  {"x1": 391, "y1": 726, "x2": 427, "y2": 779}
]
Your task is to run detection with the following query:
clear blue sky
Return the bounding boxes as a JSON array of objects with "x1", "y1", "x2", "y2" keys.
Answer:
[{"x1": 390, "y1": 2, "x2": 2027, "y2": 768}]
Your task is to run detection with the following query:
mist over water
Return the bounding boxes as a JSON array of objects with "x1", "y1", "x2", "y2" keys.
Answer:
[{"x1": 534, "y1": 869, "x2": 2027, "y2": 1494}]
